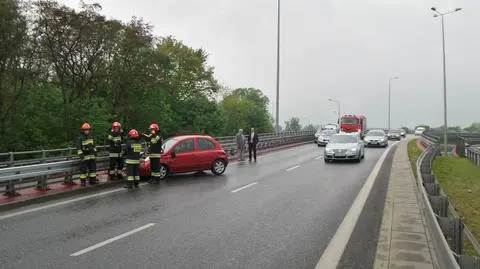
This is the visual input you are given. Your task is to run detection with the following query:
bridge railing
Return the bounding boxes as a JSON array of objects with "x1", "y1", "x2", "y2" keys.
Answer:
[
  {"x1": 419, "y1": 133, "x2": 480, "y2": 268},
  {"x1": 0, "y1": 131, "x2": 315, "y2": 196}
]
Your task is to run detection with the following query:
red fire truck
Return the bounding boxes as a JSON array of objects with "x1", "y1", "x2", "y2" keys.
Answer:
[{"x1": 339, "y1": 115, "x2": 367, "y2": 137}]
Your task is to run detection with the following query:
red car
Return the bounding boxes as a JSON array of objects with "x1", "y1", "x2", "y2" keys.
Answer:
[{"x1": 139, "y1": 135, "x2": 229, "y2": 180}]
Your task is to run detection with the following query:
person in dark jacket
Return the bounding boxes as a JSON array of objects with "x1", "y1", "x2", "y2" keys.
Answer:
[
  {"x1": 107, "y1": 121, "x2": 124, "y2": 180},
  {"x1": 142, "y1": 123, "x2": 163, "y2": 184},
  {"x1": 124, "y1": 129, "x2": 142, "y2": 189},
  {"x1": 247, "y1": 127, "x2": 259, "y2": 162},
  {"x1": 76, "y1": 123, "x2": 98, "y2": 186}
]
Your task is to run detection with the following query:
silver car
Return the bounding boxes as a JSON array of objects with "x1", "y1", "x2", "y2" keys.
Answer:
[
  {"x1": 364, "y1": 130, "x2": 388, "y2": 147},
  {"x1": 324, "y1": 133, "x2": 365, "y2": 162},
  {"x1": 316, "y1": 129, "x2": 337, "y2": 147}
]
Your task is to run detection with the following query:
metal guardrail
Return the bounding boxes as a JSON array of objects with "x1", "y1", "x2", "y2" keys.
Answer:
[
  {"x1": 418, "y1": 134, "x2": 480, "y2": 268},
  {"x1": 0, "y1": 131, "x2": 315, "y2": 196},
  {"x1": 0, "y1": 131, "x2": 313, "y2": 168}
]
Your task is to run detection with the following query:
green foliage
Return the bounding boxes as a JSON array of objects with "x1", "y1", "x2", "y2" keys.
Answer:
[
  {"x1": 284, "y1": 117, "x2": 302, "y2": 132},
  {"x1": 303, "y1": 124, "x2": 318, "y2": 132},
  {"x1": 464, "y1": 123, "x2": 480, "y2": 132},
  {"x1": 0, "y1": 0, "x2": 287, "y2": 152}
]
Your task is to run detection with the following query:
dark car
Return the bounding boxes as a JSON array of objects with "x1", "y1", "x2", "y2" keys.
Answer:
[{"x1": 387, "y1": 129, "x2": 402, "y2": 140}]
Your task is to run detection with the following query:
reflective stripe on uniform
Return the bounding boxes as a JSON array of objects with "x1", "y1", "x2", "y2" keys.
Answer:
[
  {"x1": 127, "y1": 176, "x2": 134, "y2": 181},
  {"x1": 79, "y1": 174, "x2": 87, "y2": 179},
  {"x1": 81, "y1": 139, "x2": 94, "y2": 145},
  {"x1": 83, "y1": 155, "x2": 96, "y2": 160},
  {"x1": 89, "y1": 173, "x2": 96, "y2": 177},
  {"x1": 149, "y1": 153, "x2": 161, "y2": 158},
  {"x1": 126, "y1": 159, "x2": 140, "y2": 164},
  {"x1": 109, "y1": 170, "x2": 115, "y2": 175},
  {"x1": 108, "y1": 135, "x2": 113, "y2": 140},
  {"x1": 134, "y1": 176, "x2": 140, "y2": 181},
  {"x1": 109, "y1": 153, "x2": 121, "y2": 158},
  {"x1": 112, "y1": 137, "x2": 121, "y2": 142},
  {"x1": 151, "y1": 172, "x2": 161, "y2": 177},
  {"x1": 151, "y1": 136, "x2": 160, "y2": 144},
  {"x1": 131, "y1": 143, "x2": 142, "y2": 152},
  {"x1": 77, "y1": 150, "x2": 83, "y2": 155}
]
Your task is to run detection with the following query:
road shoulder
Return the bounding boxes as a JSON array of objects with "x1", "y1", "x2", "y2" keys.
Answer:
[{"x1": 373, "y1": 139, "x2": 439, "y2": 269}]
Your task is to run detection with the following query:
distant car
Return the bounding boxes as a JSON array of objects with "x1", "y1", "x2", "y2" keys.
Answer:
[
  {"x1": 139, "y1": 135, "x2": 229, "y2": 180},
  {"x1": 316, "y1": 129, "x2": 337, "y2": 147},
  {"x1": 364, "y1": 130, "x2": 388, "y2": 147},
  {"x1": 387, "y1": 129, "x2": 402, "y2": 140},
  {"x1": 324, "y1": 133, "x2": 365, "y2": 163},
  {"x1": 414, "y1": 127, "x2": 426, "y2": 136},
  {"x1": 400, "y1": 129, "x2": 406, "y2": 137}
]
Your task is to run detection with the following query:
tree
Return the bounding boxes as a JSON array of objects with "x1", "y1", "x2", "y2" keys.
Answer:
[
  {"x1": 284, "y1": 117, "x2": 302, "y2": 132},
  {"x1": 464, "y1": 123, "x2": 480, "y2": 132},
  {"x1": 220, "y1": 88, "x2": 274, "y2": 134},
  {"x1": 302, "y1": 124, "x2": 319, "y2": 132}
]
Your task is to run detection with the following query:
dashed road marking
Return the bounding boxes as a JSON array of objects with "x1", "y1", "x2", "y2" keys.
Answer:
[
  {"x1": 231, "y1": 182, "x2": 258, "y2": 193},
  {"x1": 70, "y1": 223, "x2": 156, "y2": 256},
  {"x1": 315, "y1": 155, "x2": 324, "y2": 160},
  {"x1": 286, "y1": 165, "x2": 300, "y2": 171}
]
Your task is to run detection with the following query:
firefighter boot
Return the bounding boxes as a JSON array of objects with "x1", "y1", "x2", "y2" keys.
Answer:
[
  {"x1": 134, "y1": 181, "x2": 139, "y2": 188},
  {"x1": 80, "y1": 179, "x2": 87, "y2": 187},
  {"x1": 124, "y1": 181, "x2": 133, "y2": 189}
]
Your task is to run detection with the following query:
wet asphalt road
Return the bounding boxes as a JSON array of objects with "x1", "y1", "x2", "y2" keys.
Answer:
[{"x1": 0, "y1": 143, "x2": 394, "y2": 269}]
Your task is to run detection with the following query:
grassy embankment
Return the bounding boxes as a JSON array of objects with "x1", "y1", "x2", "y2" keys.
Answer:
[{"x1": 407, "y1": 139, "x2": 480, "y2": 256}]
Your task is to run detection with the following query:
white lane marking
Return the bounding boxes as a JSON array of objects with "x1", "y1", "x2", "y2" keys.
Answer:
[
  {"x1": 233, "y1": 144, "x2": 313, "y2": 164},
  {"x1": 70, "y1": 223, "x2": 156, "y2": 256},
  {"x1": 314, "y1": 142, "x2": 395, "y2": 269},
  {"x1": 231, "y1": 182, "x2": 258, "y2": 193},
  {"x1": 0, "y1": 186, "x2": 139, "y2": 221},
  {"x1": 286, "y1": 165, "x2": 300, "y2": 171},
  {"x1": 315, "y1": 155, "x2": 324, "y2": 160}
]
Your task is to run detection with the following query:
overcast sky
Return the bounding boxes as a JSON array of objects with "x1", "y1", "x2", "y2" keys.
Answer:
[{"x1": 59, "y1": 0, "x2": 480, "y2": 129}]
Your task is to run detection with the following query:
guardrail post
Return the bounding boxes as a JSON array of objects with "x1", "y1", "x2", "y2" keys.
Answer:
[
  {"x1": 457, "y1": 255, "x2": 480, "y2": 269},
  {"x1": 428, "y1": 195, "x2": 449, "y2": 217},
  {"x1": 63, "y1": 148, "x2": 75, "y2": 185},
  {"x1": 8, "y1": 152, "x2": 14, "y2": 167},
  {"x1": 438, "y1": 217, "x2": 464, "y2": 255},
  {"x1": 36, "y1": 150, "x2": 51, "y2": 191},
  {"x1": 4, "y1": 181, "x2": 20, "y2": 196}
]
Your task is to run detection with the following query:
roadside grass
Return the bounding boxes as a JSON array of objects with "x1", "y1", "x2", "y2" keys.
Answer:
[
  {"x1": 407, "y1": 139, "x2": 423, "y2": 178},
  {"x1": 433, "y1": 156, "x2": 480, "y2": 256}
]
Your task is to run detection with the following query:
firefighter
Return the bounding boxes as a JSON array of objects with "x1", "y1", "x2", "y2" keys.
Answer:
[
  {"x1": 107, "y1": 121, "x2": 124, "y2": 180},
  {"x1": 142, "y1": 123, "x2": 163, "y2": 183},
  {"x1": 124, "y1": 129, "x2": 142, "y2": 189},
  {"x1": 76, "y1": 123, "x2": 98, "y2": 186}
]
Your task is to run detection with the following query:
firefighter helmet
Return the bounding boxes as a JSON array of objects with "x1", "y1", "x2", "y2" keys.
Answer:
[
  {"x1": 112, "y1": 121, "x2": 121, "y2": 131},
  {"x1": 128, "y1": 129, "x2": 139, "y2": 139},
  {"x1": 81, "y1": 123, "x2": 91, "y2": 130},
  {"x1": 149, "y1": 123, "x2": 159, "y2": 132}
]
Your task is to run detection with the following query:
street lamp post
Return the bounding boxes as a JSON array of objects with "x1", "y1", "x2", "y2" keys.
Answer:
[
  {"x1": 328, "y1": 98, "x2": 341, "y2": 123},
  {"x1": 275, "y1": 0, "x2": 281, "y2": 134},
  {"x1": 431, "y1": 7, "x2": 462, "y2": 155},
  {"x1": 388, "y1": 76, "x2": 399, "y2": 131}
]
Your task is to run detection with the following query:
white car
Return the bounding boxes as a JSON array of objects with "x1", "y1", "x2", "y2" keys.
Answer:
[
  {"x1": 414, "y1": 127, "x2": 426, "y2": 136},
  {"x1": 324, "y1": 133, "x2": 365, "y2": 163}
]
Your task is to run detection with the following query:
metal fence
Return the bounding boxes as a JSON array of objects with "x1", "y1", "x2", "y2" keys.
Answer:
[
  {"x1": 0, "y1": 131, "x2": 315, "y2": 196},
  {"x1": 419, "y1": 134, "x2": 480, "y2": 268}
]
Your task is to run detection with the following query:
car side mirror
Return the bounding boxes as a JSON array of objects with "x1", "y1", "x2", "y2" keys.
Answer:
[{"x1": 171, "y1": 151, "x2": 176, "y2": 158}]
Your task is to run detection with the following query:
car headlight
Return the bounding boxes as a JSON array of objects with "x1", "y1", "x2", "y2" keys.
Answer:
[
  {"x1": 349, "y1": 147, "x2": 357, "y2": 152},
  {"x1": 380, "y1": 138, "x2": 385, "y2": 141},
  {"x1": 325, "y1": 147, "x2": 333, "y2": 153}
]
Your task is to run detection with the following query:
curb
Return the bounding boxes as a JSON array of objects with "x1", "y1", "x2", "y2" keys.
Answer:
[{"x1": 0, "y1": 141, "x2": 313, "y2": 212}]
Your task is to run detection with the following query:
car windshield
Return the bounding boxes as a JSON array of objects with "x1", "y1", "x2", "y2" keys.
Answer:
[
  {"x1": 340, "y1": 118, "x2": 359, "y2": 125},
  {"x1": 389, "y1": 130, "x2": 401, "y2": 133},
  {"x1": 367, "y1": 131, "x2": 385, "y2": 136},
  {"x1": 330, "y1": 135, "x2": 358, "y2": 143},
  {"x1": 416, "y1": 127, "x2": 425, "y2": 131},
  {"x1": 320, "y1": 130, "x2": 336, "y2": 136},
  {"x1": 162, "y1": 138, "x2": 178, "y2": 152}
]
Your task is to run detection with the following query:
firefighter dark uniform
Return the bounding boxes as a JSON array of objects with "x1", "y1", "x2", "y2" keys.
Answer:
[
  {"x1": 144, "y1": 123, "x2": 163, "y2": 183},
  {"x1": 76, "y1": 123, "x2": 98, "y2": 186},
  {"x1": 124, "y1": 129, "x2": 142, "y2": 188},
  {"x1": 107, "y1": 121, "x2": 124, "y2": 180}
]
